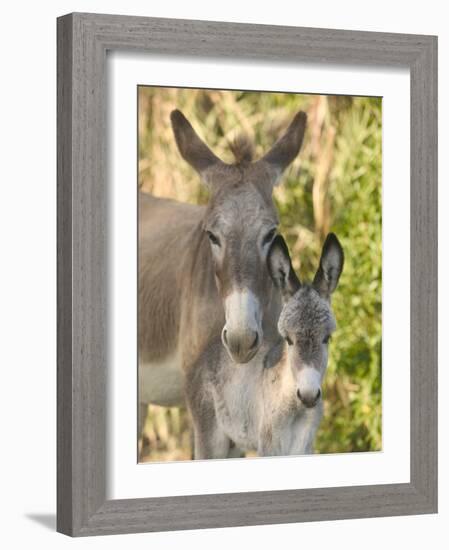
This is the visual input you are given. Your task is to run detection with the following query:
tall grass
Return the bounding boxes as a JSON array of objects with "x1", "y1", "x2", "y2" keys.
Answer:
[{"x1": 138, "y1": 87, "x2": 382, "y2": 461}]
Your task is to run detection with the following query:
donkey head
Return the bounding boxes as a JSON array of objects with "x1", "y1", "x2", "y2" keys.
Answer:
[
  {"x1": 171, "y1": 109, "x2": 307, "y2": 363},
  {"x1": 267, "y1": 233, "x2": 344, "y2": 408}
]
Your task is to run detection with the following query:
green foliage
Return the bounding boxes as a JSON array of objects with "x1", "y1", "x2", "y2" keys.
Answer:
[
  {"x1": 314, "y1": 97, "x2": 382, "y2": 453},
  {"x1": 139, "y1": 88, "x2": 382, "y2": 458}
]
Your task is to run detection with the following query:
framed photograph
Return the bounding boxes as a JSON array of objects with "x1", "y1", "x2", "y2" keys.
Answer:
[{"x1": 57, "y1": 13, "x2": 437, "y2": 536}]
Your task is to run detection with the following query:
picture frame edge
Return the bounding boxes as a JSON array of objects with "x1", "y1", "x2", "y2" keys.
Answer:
[{"x1": 56, "y1": 12, "x2": 438, "y2": 537}]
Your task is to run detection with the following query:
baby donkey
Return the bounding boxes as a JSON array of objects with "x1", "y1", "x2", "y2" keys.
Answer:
[{"x1": 186, "y1": 233, "x2": 344, "y2": 459}]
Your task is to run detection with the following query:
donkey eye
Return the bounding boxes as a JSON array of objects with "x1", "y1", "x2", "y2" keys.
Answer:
[
  {"x1": 285, "y1": 336, "x2": 293, "y2": 346},
  {"x1": 262, "y1": 228, "x2": 277, "y2": 247},
  {"x1": 206, "y1": 231, "x2": 221, "y2": 247},
  {"x1": 322, "y1": 335, "x2": 331, "y2": 345}
]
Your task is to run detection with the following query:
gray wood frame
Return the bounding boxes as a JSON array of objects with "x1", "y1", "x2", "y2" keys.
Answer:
[{"x1": 57, "y1": 12, "x2": 438, "y2": 537}]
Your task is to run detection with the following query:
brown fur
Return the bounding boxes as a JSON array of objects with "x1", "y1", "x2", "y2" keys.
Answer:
[{"x1": 139, "y1": 193, "x2": 210, "y2": 361}]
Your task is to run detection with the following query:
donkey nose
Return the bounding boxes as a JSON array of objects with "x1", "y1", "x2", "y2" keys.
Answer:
[
  {"x1": 297, "y1": 388, "x2": 321, "y2": 408},
  {"x1": 222, "y1": 327, "x2": 260, "y2": 363}
]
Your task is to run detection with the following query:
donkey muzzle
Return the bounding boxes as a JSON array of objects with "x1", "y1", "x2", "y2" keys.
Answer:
[
  {"x1": 222, "y1": 327, "x2": 260, "y2": 363},
  {"x1": 222, "y1": 289, "x2": 263, "y2": 363},
  {"x1": 296, "y1": 367, "x2": 322, "y2": 408},
  {"x1": 297, "y1": 387, "x2": 321, "y2": 408}
]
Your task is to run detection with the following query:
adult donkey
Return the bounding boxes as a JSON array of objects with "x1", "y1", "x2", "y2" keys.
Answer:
[{"x1": 139, "y1": 109, "x2": 307, "y2": 443}]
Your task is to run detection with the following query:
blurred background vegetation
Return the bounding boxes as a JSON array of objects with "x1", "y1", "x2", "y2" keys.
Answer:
[{"x1": 138, "y1": 86, "x2": 382, "y2": 461}]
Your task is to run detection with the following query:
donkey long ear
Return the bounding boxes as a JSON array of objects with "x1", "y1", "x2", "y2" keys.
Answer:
[
  {"x1": 260, "y1": 111, "x2": 307, "y2": 185},
  {"x1": 267, "y1": 235, "x2": 301, "y2": 299},
  {"x1": 170, "y1": 110, "x2": 225, "y2": 181},
  {"x1": 313, "y1": 233, "x2": 344, "y2": 300}
]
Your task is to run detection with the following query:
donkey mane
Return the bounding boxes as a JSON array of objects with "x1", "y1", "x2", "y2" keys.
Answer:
[{"x1": 229, "y1": 134, "x2": 254, "y2": 165}]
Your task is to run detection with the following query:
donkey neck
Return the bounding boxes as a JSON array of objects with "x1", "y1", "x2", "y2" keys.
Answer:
[
  {"x1": 212, "y1": 339, "x2": 299, "y2": 452},
  {"x1": 220, "y1": 338, "x2": 296, "y2": 407}
]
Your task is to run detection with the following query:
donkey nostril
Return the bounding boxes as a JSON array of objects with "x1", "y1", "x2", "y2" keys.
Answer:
[
  {"x1": 250, "y1": 332, "x2": 259, "y2": 350},
  {"x1": 222, "y1": 329, "x2": 228, "y2": 346},
  {"x1": 297, "y1": 388, "x2": 321, "y2": 407}
]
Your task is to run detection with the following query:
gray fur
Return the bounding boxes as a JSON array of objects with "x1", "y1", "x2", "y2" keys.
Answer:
[{"x1": 278, "y1": 286, "x2": 336, "y2": 365}]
